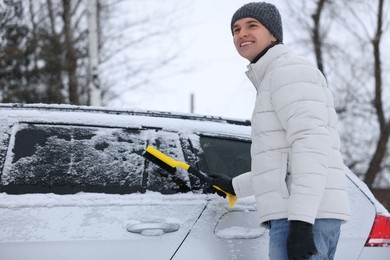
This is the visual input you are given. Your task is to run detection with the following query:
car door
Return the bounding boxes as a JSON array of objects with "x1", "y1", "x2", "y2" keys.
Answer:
[
  {"x1": 0, "y1": 122, "x2": 208, "y2": 260},
  {"x1": 170, "y1": 133, "x2": 269, "y2": 260}
]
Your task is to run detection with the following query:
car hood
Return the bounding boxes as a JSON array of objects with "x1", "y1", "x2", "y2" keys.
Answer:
[{"x1": 0, "y1": 192, "x2": 209, "y2": 260}]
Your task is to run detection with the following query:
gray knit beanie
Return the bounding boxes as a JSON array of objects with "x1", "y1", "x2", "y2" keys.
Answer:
[{"x1": 231, "y1": 2, "x2": 283, "y2": 43}]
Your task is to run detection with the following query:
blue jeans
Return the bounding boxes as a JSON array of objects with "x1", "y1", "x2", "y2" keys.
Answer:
[{"x1": 268, "y1": 218, "x2": 341, "y2": 260}]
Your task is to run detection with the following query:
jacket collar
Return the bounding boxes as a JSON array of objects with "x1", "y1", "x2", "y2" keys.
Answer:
[
  {"x1": 250, "y1": 42, "x2": 279, "y2": 64},
  {"x1": 245, "y1": 44, "x2": 289, "y2": 90}
]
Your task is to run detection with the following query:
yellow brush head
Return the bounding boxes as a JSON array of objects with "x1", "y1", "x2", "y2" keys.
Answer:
[{"x1": 145, "y1": 146, "x2": 190, "y2": 170}]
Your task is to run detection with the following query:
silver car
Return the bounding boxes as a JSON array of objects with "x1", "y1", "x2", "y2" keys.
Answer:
[{"x1": 0, "y1": 104, "x2": 389, "y2": 260}]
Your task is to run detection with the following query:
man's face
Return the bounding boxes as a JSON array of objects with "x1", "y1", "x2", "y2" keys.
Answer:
[{"x1": 233, "y1": 18, "x2": 277, "y2": 62}]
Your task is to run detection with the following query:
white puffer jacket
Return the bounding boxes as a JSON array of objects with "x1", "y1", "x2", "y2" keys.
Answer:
[{"x1": 232, "y1": 44, "x2": 350, "y2": 225}]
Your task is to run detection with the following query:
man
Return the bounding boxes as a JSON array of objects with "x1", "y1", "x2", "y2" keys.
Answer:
[{"x1": 211, "y1": 2, "x2": 350, "y2": 260}]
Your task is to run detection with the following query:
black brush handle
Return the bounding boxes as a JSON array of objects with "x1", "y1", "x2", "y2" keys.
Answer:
[{"x1": 187, "y1": 166, "x2": 213, "y2": 183}]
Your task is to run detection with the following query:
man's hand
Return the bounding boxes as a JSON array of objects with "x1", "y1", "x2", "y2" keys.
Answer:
[
  {"x1": 208, "y1": 173, "x2": 236, "y2": 197},
  {"x1": 287, "y1": 221, "x2": 318, "y2": 260}
]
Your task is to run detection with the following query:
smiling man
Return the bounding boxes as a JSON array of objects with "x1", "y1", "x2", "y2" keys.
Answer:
[
  {"x1": 231, "y1": 3, "x2": 281, "y2": 63},
  {"x1": 232, "y1": 17, "x2": 277, "y2": 62},
  {"x1": 209, "y1": 2, "x2": 350, "y2": 260}
]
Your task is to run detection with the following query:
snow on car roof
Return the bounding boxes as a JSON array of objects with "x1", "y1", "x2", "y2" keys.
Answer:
[{"x1": 0, "y1": 103, "x2": 251, "y2": 139}]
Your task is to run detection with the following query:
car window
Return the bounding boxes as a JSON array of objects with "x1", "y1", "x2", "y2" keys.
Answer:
[
  {"x1": 0, "y1": 123, "x2": 11, "y2": 173},
  {"x1": 145, "y1": 130, "x2": 191, "y2": 194},
  {"x1": 0, "y1": 123, "x2": 192, "y2": 194},
  {"x1": 195, "y1": 136, "x2": 251, "y2": 179}
]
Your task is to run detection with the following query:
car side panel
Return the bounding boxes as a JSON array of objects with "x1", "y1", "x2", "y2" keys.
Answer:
[
  {"x1": 172, "y1": 198, "x2": 269, "y2": 260},
  {"x1": 358, "y1": 247, "x2": 390, "y2": 259},
  {"x1": 335, "y1": 173, "x2": 377, "y2": 259}
]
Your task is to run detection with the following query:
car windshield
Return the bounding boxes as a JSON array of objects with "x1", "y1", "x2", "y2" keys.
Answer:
[{"x1": 0, "y1": 123, "x2": 251, "y2": 195}]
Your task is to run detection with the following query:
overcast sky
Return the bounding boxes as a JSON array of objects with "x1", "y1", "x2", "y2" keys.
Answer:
[{"x1": 104, "y1": 1, "x2": 305, "y2": 120}]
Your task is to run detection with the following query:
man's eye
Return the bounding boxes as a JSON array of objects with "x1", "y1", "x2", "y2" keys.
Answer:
[{"x1": 233, "y1": 28, "x2": 240, "y2": 34}]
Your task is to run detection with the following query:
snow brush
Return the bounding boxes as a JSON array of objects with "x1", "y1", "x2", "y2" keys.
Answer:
[{"x1": 144, "y1": 145, "x2": 238, "y2": 207}]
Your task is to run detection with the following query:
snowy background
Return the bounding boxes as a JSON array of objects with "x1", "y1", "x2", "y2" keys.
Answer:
[
  {"x1": 95, "y1": 0, "x2": 390, "y2": 189},
  {"x1": 102, "y1": 0, "x2": 390, "y2": 122},
  {"x1": 103, "y1": 0, "x2": 293, "y2": 120}
]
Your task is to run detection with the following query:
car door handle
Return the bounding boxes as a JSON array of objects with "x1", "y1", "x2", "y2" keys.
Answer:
[{"x1": 126, "y1": 222, "x2": 180, "y2": 236}]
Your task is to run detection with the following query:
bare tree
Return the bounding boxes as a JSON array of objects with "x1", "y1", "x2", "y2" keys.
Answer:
[
  {"x1": 334, "y1": 0, "x2": 390, "y2": 188},
  {"x1": 285, "y1": 0, "x2": 390, "y2": 189},
  {"x1": 1, "y1": 0, "x2": 191, "y2": 107},
  {"x1": 62, "y1": 0, "x2": 82, "y2": 105},
  {"x1": 311, "y1": 0, "x2": 327, "y2": 75},
  {"x1": 364, "y1": 0, "x2": 389, "y2": 187},
  {"x1": 0, "y1": 0, "x2": 88, "y2": 104},
  {"x1": 44, "y1": 0, "x2": 66, "y2": 103},
  {"x1": 0, "y1": 0, "x2": 42, "y2": 103},
  {"x1": 98, "y1": 0, "x2": 192, "y2": 105}
]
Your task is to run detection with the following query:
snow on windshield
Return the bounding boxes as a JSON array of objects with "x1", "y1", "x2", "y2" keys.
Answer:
[{"x1": 1, "y1": 123, "x2": 191, "y2": 194}]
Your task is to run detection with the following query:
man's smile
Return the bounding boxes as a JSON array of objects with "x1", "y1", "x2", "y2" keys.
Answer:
[{"x1": 240, "y1": 41, "x2": 255, "y2": 47}]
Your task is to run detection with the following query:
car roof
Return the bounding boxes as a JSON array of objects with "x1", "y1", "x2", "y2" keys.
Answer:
[
  {"x1": 0, "y1": 103, "x2": 251, "y2": 125},
  {"x1": 0, "y1": 103, "x2": 251, "y2": 139}
]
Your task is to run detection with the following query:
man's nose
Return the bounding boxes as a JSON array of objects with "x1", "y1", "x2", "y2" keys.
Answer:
[{"x1": 238, "y1": 29, "x2": 248, "y2": 38}]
